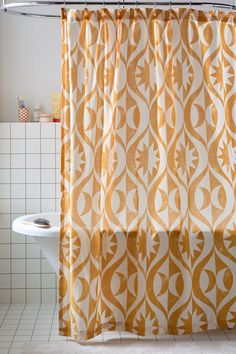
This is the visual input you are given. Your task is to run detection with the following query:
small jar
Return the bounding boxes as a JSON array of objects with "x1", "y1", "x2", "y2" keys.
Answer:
[
  {"x1": 39, "y1": 113, "x2": 52, "y2": 123},
  {"x1": 53, "y1": 117, "x2": 61, "y2": 122}
]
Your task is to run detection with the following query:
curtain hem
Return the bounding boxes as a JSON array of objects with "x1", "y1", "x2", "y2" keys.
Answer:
[{"x1": 59, "y1": 321, "x2": 232, "y2": 340}]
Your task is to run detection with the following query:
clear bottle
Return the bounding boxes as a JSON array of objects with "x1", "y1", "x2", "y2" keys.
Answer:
[{"x1": 33, "y1": 104, "x2": 40, "y2": 122}]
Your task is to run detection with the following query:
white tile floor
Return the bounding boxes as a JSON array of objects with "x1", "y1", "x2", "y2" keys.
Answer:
[{"x1": 0, "y1": 304, "x2": 236, "y2": 354}]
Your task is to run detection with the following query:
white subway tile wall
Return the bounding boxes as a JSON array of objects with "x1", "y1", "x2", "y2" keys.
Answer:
[{"x1": 0, "y1": 123, "x2": 61, "y2": 304}]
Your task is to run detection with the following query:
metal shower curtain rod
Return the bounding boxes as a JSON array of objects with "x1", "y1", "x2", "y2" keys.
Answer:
[{"x1": 0, "y1": 0, "x2": 236, "y2": 18}]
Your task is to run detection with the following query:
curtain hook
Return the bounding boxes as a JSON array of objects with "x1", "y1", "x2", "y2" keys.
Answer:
[
  {"x1": 189, "y1": 0, "x2": 192, "y2": 9},
  {"x1": 169, "y1": 0, "x2": 172, "y2": 10},
  {"x1": 154, "y1": 0, "x2": 157, "y2": 9},
  {"x1": 135, "y1": 0, "x2": 138, "y2": 9}
]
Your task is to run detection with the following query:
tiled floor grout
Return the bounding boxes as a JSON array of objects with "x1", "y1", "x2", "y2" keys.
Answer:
[
  {"x1": 8, "y1": 304, "x2": 26, "y2": 352},
  {"x1": 0, "y1": 305, "x2": 10, "y2": 329},
  {"x1": 29, "y1": 304, "x2": 40, "y2": 343},
  {"x1": 206, "y1": 330, "x2": 213, "y2": 341},
  {"x1": 0, "y1": 304, "x2": 236, "y2": 354},
  {"x1": 48, "y1": 303, "x2": 56, "y2": 341},
  {"x1": 222, "y1": 328, "x2": 231, "y2": 341}
]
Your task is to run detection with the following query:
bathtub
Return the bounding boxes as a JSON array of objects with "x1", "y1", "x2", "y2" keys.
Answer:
[{"x1": 12, "y1": 212, "x2": 59, "y2": 275}]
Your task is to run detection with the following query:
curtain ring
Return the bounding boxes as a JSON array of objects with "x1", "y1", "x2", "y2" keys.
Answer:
[
  {"x1": 135, "y1": 0, "x2": 138, "y2": 9},
  {"x1": 117, "y1": 0, "x2": 121, "y2": 19},
  {"x1": 189, "y1": 0, "x2": 192, "y2": 9},
  {"x1": 84, "y1": 0, "x2": 89, "y2": 19},
  {"x1": 154, "y1": 0, "x2": 157, "y2": 9},
  {"x1": 169, "y1": 0, "x2": 172, "y2": 10}
]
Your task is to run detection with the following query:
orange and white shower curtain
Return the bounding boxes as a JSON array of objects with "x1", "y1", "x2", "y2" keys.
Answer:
[{"x1": 60, "y1": 8, "x2": 236, "y2": 339}]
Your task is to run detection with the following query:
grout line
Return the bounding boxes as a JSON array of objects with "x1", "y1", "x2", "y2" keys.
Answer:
[
  {"x1": 0, "y1": 304, "x2": 10, "y2": 329},
  {"x1": 54, "y1": 125, "x2": 57, "y2": 304},
  {"x1": 0, "y1": 169, "x2": 60, "y2": 172},
  {"x1": 48, "y1": 303, "x2": 57, "y2": 342},
  {"x1": 0, "y1": 257, "x2": 48, "y2": 260},
  {"x1": 39, "y1": 123, "x2": 43, "y2": 304},
  {"x1": 0, "y1": 181, "x2": 60, "y2": 186},
  {"x1": 24, "y1": 124, "x2": 27, "y2": 305},
  {"x1": 9, "y1": 124, "x2": 12, "y2": 306},
  {"x1": 222, "y1": 328, "x2": 230, "y2": 341},
  {"x1": 206, "y1": 331, "x2": 212, "y2": 341},
  {"x1": 0, "y1": 272, "x2": 56, "y2": 275},
  {"x1": 8, "y1": 303, "x2": 26, "y2": 353},
  {"x1": 0, "y1": 288, "x2": 57, "y2": 290},
  {"x1": 29, "y1": 303, "x2": 41, "y2": 342},
  {"x1": 55, "y1": 126, "x2": 56, "y2": 214}
]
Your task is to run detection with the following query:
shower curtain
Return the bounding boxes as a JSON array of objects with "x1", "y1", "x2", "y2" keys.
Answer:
[{"x1": 60, "y1": 8, "x2": 236, "y2": 339}]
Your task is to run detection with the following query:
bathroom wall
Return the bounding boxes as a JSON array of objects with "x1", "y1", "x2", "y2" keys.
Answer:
[
  {"x1": 0, "y1": 8, "x2": 61, "y2": 122},
  {"x1": 0, "y1": 122, "x2": 60, "y2": 303}
]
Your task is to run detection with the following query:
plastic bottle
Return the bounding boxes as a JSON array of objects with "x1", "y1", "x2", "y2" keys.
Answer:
[{"x1": 33, "y1": 104, "x2": 41, "y2": 122}]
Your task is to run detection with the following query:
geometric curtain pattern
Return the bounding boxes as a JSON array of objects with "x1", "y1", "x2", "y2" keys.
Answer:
[{"x1": 60, "y1": 8, "x2": 236, "y2": 339}]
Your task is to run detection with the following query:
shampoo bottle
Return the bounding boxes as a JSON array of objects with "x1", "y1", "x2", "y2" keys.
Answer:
[{"x1": 33, "y1": 104, "x2": 41, "y2": 122}]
